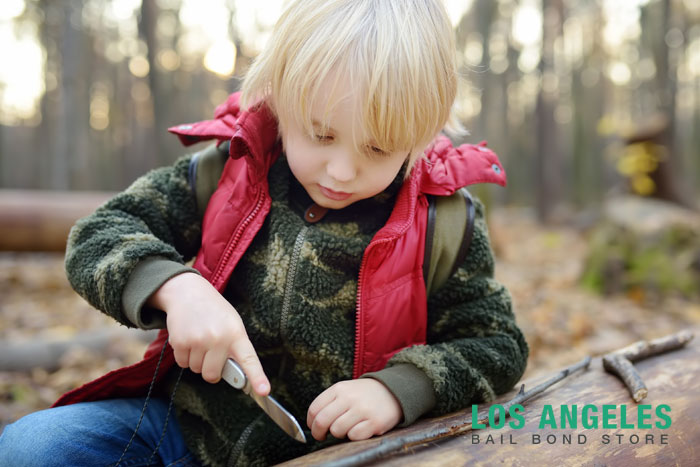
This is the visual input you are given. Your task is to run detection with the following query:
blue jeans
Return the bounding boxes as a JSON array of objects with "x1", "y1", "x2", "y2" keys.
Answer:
[{"x1": 0, "y1": 398, "x2": 200, "y2": 466}]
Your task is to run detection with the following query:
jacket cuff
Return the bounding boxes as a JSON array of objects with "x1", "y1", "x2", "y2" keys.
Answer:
[
  {"x1": 122, "y1": 257, "x2": 200, "y2": 329},
  {"x1": 360, "y1": 363, "x2": 436, "y2": 426}
]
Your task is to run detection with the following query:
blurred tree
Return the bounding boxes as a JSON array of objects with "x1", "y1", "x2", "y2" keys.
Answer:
[
  {"x1": 53, "y1": 0, "x2": 90, "y2": 190},
  {"x1": 139, "y1": 0, "x2": 167, "y2": 166},
  {"x1": 638, "y1": 0, "x2": 695, "y2": 209},
  {"x1": 535, "y1": 0, "x2": 564, "y2": 223}
]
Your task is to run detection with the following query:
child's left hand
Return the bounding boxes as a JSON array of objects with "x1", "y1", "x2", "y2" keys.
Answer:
[{"x1": 306, "y1": 379, "x2": 402, "y2": 441}]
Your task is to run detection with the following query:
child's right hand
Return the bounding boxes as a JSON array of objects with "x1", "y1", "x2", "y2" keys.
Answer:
[{"x1": 146, "y1": 272, "x2": 270, "y2": 396}]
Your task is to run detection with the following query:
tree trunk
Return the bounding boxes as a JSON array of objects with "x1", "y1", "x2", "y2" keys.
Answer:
[
  {"x1": 139, "y1": 0, "x2": 166, "y2": 166},
  {"x1": 642, "y1": 0, "x2": 694, "y2": 208},
  {"x1": 36, "y1": 0, "x2": 54, "y2": 189},
  {"x1": 535, "y1": 0, "x2": 563, "y2": 223},
  {"x1": 53, "y1": 0, "x2": 89, "y2": 190},
  {"x1": 53, "y1": 0, "x2": 77, "y2": 190}
]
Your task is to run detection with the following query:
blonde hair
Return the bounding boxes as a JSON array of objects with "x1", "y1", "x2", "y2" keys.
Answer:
[{"x1": 240, "y1": 0, "x2": 459, "y2": 172}]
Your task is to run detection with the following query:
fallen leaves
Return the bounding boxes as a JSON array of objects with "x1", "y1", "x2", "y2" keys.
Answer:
[{"x1": 0, "y1": 252, "x2": 150, "y2": 431}]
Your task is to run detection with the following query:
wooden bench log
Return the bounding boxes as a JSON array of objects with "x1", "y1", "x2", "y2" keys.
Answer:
[
  {"x1": 281, "y1": 326, "x2": 700, "y2": 466},
  {"x1": 0, "y1": 190, "x2": 115, "y2": 251},
  {"x1": 0, "y1": 328, "x2": 159, "y2": 372}
]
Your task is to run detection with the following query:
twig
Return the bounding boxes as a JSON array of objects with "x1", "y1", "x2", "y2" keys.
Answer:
[
  {"x1": 602, "y1": 354, "x2": 648, "y2": 402},
  {"x1": 318, "y1": 356, "x2": 591, "y2": 467},
  {"x1": 602, "y1": 330, "x2": 694, "y2": 402},
  {"x1": 611, "y1": 330, "x2": 694, "y2": 362}
]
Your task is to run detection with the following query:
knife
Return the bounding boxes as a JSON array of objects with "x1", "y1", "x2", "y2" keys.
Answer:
[{"x1": 222, "y1": 358, "x2": 307, "y2": 443}]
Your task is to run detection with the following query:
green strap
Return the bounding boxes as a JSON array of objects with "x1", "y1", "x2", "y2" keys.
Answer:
[
  {"x1": 188, "y1": 142, "x2": 229, "y2": 220},
  {"x1": 423, "y1": 188, "x2": 475, "y2": 297}
]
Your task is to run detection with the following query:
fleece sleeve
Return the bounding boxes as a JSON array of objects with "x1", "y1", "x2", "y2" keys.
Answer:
[
  {"x1": 64, "y1": 154, "x2": 203, "y2": 328},
  {"x1": 360, "y1": 363, "x2": 436, "y2": 426},
  {"x1": 386, "y1": 198, "x2": 529, "y2": 416}
]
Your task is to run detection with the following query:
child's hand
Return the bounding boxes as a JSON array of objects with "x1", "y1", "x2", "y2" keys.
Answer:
[
  {"x1": 147, "y1": 272, "x2": 270, "y2": 396},
  {"x1": 306, "y1": 379, "x2": 402, "y2": 441}
]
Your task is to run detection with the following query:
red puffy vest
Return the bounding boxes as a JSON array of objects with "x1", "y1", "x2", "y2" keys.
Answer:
[{"x1": 54, "y1": 94, "x2": 505, "y2": 406}]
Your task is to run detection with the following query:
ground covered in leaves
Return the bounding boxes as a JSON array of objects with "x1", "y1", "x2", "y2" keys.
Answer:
[{"x1": 1, "y1": 207, "x2": 699, "y2": 432}]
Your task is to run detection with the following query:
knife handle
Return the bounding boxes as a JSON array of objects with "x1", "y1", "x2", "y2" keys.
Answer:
[{"x1": 222, "y1": 358, "x2": 247, "y2": 389}]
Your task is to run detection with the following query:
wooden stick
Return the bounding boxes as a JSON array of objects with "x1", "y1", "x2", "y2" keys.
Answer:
[
  {"x1": 612, "y1": 330, "x2": 694, "y2": 362},
  {"x1": 603, "y1": 330, "x2": 694, "y2": 402},
  {"x1": 602, "y1": 354, "x2": 648, "y2": 402},
  {"x1": 319, "y1": 356, "x2": 592, "y2": 467}
]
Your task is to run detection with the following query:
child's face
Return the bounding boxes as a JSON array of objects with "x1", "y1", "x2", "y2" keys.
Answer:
[{"x1": 280, "y1": 78, "x2": 411, "y2": 210}]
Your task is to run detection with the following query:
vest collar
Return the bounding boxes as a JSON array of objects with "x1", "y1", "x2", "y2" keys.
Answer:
[
  {"x1": 417, "y1": 135, "x2": 507, "y2": 196},
  {"x1": 228, "y1": 102, "x2": 280, "y2": 173},
  {"x1": 168, "y1": 93, "x2": 281, "y2": 177}
]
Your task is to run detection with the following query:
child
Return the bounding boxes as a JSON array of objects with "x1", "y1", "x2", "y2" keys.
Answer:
[{"x1": 0, "y1": 0, "x2": 528, "y2": 465}]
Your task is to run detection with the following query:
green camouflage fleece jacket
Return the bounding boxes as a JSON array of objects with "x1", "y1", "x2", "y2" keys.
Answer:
[{"x1": 64, "y1": 151, "x2": 528, "y2": 466}]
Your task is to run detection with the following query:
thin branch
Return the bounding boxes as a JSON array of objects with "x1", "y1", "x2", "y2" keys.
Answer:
[
  {"x1": 602, "y1": 354, "x2": 647, "y2": 402},
  {"x1": 318, "y1": 356, "x2": 591, "y2": 467},
  {"x1": 612, "y1": 330, "x2": 694, "y2": 362},
  {"x1": 603, "y1": 330, "x2": 694, "y2": 402}
]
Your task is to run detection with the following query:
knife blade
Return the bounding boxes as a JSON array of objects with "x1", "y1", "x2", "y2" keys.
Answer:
[{"x1": 222, "y1": 358, "x2": 307, "y2": 443}]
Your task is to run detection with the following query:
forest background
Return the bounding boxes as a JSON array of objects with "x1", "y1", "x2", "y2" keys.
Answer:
[
  {"x1": 1, "y1": 0, "x2": 699, "y2": 213},
  {"x1": 1, "y1": 0, "x2": 699, "y2": 433}
]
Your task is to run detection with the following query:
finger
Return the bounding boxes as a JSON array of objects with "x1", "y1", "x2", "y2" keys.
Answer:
[
  {"x1": 329, "y1": 409, "x2": 364, "y2": 440},
  {"x1": 228, "y1": 335, "x2": 269, "y2": 396},
  {"x1": 172, "y1": 348, "x2": 190, "y2": 370},
  {"x1": 201, "y1": 347, "x2": 228, "y2": 383},
  {"x1": 187, "y1": 349, "x2": 205, "y2": 374},
  {"x1": 311, "y1": 401, "x2": 349, "y2": 442},
  {"x1": 307, "y1": 387, "x2": 338, "y2": 428},
  {"x1": 346, "y1": 419, "x2": 375, "y2": 441}
]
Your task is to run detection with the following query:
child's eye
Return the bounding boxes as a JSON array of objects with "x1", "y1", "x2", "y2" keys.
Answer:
[{"x1": 367, "y1": 145, "x2": 388, "y2": 157}]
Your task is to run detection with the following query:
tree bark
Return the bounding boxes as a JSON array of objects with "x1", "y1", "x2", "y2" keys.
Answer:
[
  {"x1": 53, "y1": 0, "x2": 89, "y2": 190},
  {"x1": 640, "y1": 0, "x2": 695, "y2": 208},
  {"x1": 535, "y1": 0, "x2": 564, "y2": 223},
  {"x1": 139, "y1": 0, "x2": 167, "y2": 167}
]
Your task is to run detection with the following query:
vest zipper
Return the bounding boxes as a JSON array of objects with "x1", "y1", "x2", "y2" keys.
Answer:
[
  {"x1": 352, "y1": 237, "x2": 392, "y2": 379},
  {"x1": 353, "y1": 256, "x2": 367, "y2": 379},
  {"x1": 280, "y1": 226, "x2": 309, "y2": 343},
  {"x1": 210, "y1": 188, "x2": 265, "y2": 289},
  {"x1": 352, "y1": 180, "x2": 422, "y2": 378}
]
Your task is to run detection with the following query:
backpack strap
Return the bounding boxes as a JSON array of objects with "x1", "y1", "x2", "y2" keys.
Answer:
[
  {"x1": 188, "y1": 141, "x2": 229, "y2": 219},
  {"x1": 423, "y1": 188, "x2": 476, "y2": 297}
]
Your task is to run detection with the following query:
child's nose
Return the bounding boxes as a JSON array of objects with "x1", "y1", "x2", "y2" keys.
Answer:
[{"x1": 326, "y1": 151, "x2": 356, "y2": 183}]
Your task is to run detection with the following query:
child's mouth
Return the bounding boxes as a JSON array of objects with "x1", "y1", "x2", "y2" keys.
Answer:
[{"x1": 319, "y1": 185, "x2": 352, "y2": 201}]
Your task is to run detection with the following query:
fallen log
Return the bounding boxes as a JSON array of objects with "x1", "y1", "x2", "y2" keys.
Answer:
[
  {"x1": 280, "y1": 327, "x2": 700, "y2": 466},
  {"x1": 0, "y1": 328, "x2": 158, "y2": 372},
  {"x1": 0, "y1": 190, "x2": 116, "y2": 251},
  {"x1": 320, "y1": 357, "x2": 593, "y2": 467}
]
